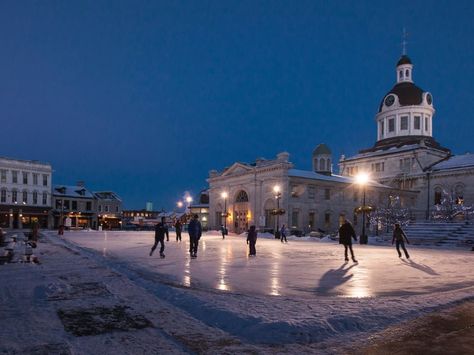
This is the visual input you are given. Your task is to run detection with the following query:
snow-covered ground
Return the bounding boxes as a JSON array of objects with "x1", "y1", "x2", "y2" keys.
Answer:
[{"x1": 1, "y1": 229, "x2": 473, "y2": 354}]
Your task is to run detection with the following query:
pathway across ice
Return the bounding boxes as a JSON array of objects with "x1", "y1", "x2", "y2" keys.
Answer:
[{"x1": 45, "y1": 230, "x2": 474, "y2": 345}]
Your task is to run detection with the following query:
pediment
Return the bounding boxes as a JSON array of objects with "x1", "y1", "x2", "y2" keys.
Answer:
[{"x1": 222, "y1": 163, "x2": 253, "y2": 177}]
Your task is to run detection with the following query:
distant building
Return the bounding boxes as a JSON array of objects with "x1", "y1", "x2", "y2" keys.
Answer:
[
  {"x1": 52, "y1": 182, "x2": 96, "y2": 229},
  {"x1": 207, "y1": 151, "x2": 411, "y2": 234},
  {"x1": 189, "y1": 190, "x2": 209, "y2": 230},
  {"x1": 0, "y1": 157, "x2": 52, "y2": 229},
  {"x1": 95, "y1": 191, "x2": 123, "y2": 229},
  {"x1": 146, "y1": 202, "x2": 153, "y2": 211}
]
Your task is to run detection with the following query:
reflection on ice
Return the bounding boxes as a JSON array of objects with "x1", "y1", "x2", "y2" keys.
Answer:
[
  {"x1": 269, "y1": 252, "x2": 281, "y2": 296},
  {"x1": 102, "y1": 231, "x2": 108, "y2": 257},
  {"x1": 343, "y1": 265, "x2": 372, "y2": 298},
  {"x1": 183, "y1": 258, "x2": 191, "y2": 287},
  {"x1": 216, "y1": 245, "x2": 232, "y2": 291}
]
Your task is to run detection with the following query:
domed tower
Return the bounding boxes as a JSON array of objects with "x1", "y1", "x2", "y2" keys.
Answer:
[
  {"x1": 376, "y1": 54, "x2": 435, "y2": 143},
  {"x1": 312, "y1": 144, "x2": 332, "y2": 175}
]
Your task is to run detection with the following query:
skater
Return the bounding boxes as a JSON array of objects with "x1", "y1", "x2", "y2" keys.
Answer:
[
  {"x1": 338, "y1": 219, "x2": 358, "y2": 262},
  {"x1": 392, "y1": 223, "x2": 410, "y2": 258},
  {"x1": 164, "y1": 219, "x2": 170, "y2": 241},
  {"x1": 175, "y1": 220, "x2": 182, "y2": 241},
  {"x1": 220, "y1": 224, "x2": 227, "y2": 239},
  {"x1": 247, "y1": 225, "x2": 257, "y2": 256},
  {"x1": 188, "y1": 214, "x2": 202, "y2": 258},
  {"x1": 150, "y1": 217, "x2": 167, "y2": 258},
  {"x1": 280, "y1": 224, "x2": 287, "y2": 243}
]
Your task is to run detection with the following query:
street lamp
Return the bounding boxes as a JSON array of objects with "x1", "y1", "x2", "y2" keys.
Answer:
[
  {"x1": 355, "y1": 172, "x2": 369, "y2": 244},
  {"x1": 177, "y1": 201, "x2": 183, "y2": 209},
  {"x1": 221, "y1": 192, "x2": 228, "y2": 232},
  {"x1": 271, "y1": 185, "x2": 285, "y2": 239}
]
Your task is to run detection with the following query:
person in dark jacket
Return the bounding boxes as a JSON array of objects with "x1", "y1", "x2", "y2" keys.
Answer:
[
  {"x1": 280, "y1": 224, "x2": 287, "y2": 243},
  {"x1": 338, "y1": 219, "x2": 358, "y2": 262},
  {"x1": 175, "y1": 220, "x2": 182, "y2": 242},
  {"x1": 247, "y1": 225, "x2": 257, "y2": 256},
  {"x1": 150, "y1": 217, "x2": 167, "y2": 258},
  {"x1": 392, "y1": 223, "x2": 410, "y2": 258},
  {"x1": 220, "y1": 224, "x2": 227, "y2": 239},
  {"x1": 188, "y1": 214, "x2": 202, "y2": 258}
]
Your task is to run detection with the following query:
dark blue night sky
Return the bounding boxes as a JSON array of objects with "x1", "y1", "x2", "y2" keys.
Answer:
[{"x1": 1, "y1": 1, "x2": 473, "y2": 209}]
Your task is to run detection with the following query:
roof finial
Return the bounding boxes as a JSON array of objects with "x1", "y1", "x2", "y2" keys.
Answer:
[{"x1": 401, "y1": 28, "x2": 408, "y2": 55}]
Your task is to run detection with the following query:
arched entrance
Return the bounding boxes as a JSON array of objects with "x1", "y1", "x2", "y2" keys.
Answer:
[{"x1": 233, "y1": 190, "x2": 249, "y2": 233}]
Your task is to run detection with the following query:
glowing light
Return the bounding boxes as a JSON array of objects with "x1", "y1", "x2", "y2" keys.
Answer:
[
  {"x1": 186, "y1": 196, "x2": 193, "y2": 204},
  {"x1": 221, "y1": 191, "x2": 228, "y2": 199},
  {"x1": 177, "y1": 201, "x2": 183, "y2": 208},
  {"x1": 273, "y1": 185, "x2": 280, "y2": 193},
  {"x1": 355, "y1": 172, "x2": 369, "y2": 185}
]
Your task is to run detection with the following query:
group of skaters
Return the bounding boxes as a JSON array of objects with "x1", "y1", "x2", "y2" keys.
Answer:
[
  {"x1": 338, "y1": 219, "x2": 410, "y2": 262},
  {"x1": 149, "y1": 215, "x2": 411, "y2": 261}
]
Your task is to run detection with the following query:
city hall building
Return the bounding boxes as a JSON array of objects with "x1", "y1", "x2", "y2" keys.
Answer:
[{"x1": 207, "y1": 53, "x2": 474, "y2": 234}]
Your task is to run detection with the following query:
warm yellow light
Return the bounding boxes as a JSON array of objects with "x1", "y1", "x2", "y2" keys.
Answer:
[
  {"x1": 355, "y1": 172, "x2": 369, "y2": 185},
  {"x1": 221, "y1": 191, "x2": 228, "y2": 199},
  {"x1": 177, "y1": 201, "x2": 183, "y2": 208},
  {"x1": 186, "y1": 196, "x2": 193, "y2": 203},
  {"x1": 273, "y1": 185, "x2": 280, "y2": 193}
]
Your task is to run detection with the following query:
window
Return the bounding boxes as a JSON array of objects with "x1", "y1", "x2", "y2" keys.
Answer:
[
  {"x1": 86, "y1": 202, "x2": 92, "y2": 211},
  {"x1": 399, "y1": 70, "x2": 403, "y2": 79},
  {"x1": 324, "y1": 188, "x2": 330, "y2": 200},
  {"x1": 308, "y1": 212, "x2": 315, "y2": 229},
  {"x1": 33, "y1": 191, "x2": 38, "y2": 205},
  {"x1": 434, "y1": 188, "x2": 442, "y2": 205},
  {"x1": 98, "y1": 205, "x2": 102, "y2": 212},
  {"x1": 425, "y1": 116, "x2": 429, "y2": 131},
  {"x1": 400, "y1": 116, "x2": 408, "y2": 130},
  {"x1": 72, "y1": 201, "x2": 77, "y2": 210},
  {"x1": 414, "y1": 116, "x2": 421, "y2": 130},
  {"x1": 319, "y1": 158, "x2": 326, "y2": 171},
  {"x1": 291, "y1": 210, "x2": 299, "y2": 228},
  {"x1": 115, "y1": 206, "x2": 119, "y2": 212},
  {"x1": 235, "y1": 190, "x2": 249, "y2": 203},
  {"x1": 42, "y1": 174, "x2": 48, "y2": 186},
  {"x1": 42, "y1": 192, "x2": 47, "y2": 205},
  {"x1": 0, "y1": 170, "x2": 6, "y2": 183},
  {"x1": 105, "y1": 205, "x2": 110, "y2": 212},
  {"x1": 12, "y1": 171, "x2": 18, "y2": 184},
  {"x1": 388, "y1": 118, "x2": 395, "y2": 132},
  {"x1": 12, "y1": 190, "x2": 17, "y2": 203},
  {"x1": 379, "y1": 121, "x2": 384, "y2": 138},
  {"x1": 22, "y1": 191, "x2": 28, "y2": 204},
  {"x1": 1, "y1": 189, "x2": 6, "y2": 203},
  {"x1": 64, "y1": 200, "x2": 70, "y2": 209},
  {"x1": 308, "y1": 186, "x2": 315, "y2": 199},
  {"x1": 22, "y1": 172, "x2": 28, "y2": 184},
  {"x1": 324, "y1": 212, "x2": 331, "y2": 225},
  {"x1": 405, "y1": 69, "x2": 409, "y2": 77}
]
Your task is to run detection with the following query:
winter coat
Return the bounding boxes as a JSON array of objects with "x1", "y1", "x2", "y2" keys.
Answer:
[
  {"x1": 247, "y1": 229, "x2": 257, "y2": 244},
  {"x1": 338, "y1": 222, "x2": 357, "y2": 245},
  {"x1": 188, "y1": 219, "x2": 202, "y2": 239},
  {"x1": 175, "y1": 221, "x2": 182, "y2": 233},
  {"x1": 280, "y1": 226, "x2": 287, "y2": 237},
  {"x1": 154, "y1": 222, "x2": 167, "y2": 240},
  {"x1": 392, "y1": 227, "x2": 409, "y2": 243}
]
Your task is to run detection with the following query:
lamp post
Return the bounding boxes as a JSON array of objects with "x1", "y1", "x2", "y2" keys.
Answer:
[
  {"x1": 221, "y1": 192, "x2": 228, "y2": 232},
  {"x1": 272, "y1": 185, "x2": 284, "y2": 239},
  {"x1": 355, "y1": 173, "x2": 369, "y2": 244}
]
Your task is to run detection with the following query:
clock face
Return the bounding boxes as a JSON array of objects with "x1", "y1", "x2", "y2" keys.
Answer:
[
  {"x1": 426, "y1": 93, "x2": 433, "y2": 105},
  {"x1": 384, "y1": 95, "x2": 395, "y2": 107}
]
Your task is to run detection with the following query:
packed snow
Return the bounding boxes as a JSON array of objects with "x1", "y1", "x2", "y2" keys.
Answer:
[{"x1": 1, "y1": 229, "x2": 473, "y2": 353}]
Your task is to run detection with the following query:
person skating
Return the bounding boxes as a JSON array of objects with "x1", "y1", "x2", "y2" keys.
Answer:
[
  {"x1": 220, "y1": 224, "x2": 227, "y2": 239},
  {"x1": 188, "y1": 214, "x2": 202, "y2": 258},
  {"x1": 338, "y1": 219, "x2": 358, "y2": 262},
  {"x1": 280, "y1": 224, "x2": 287, "y2": 243},
  {"x1": 175, "y1": 220, "x2": 182, "y2": 242},
  {"x1": 150, "y1": 217, "x2": 167, "y2": 258},
  {"x1": 247, "y1": 225, "x2": 257, "y2": 256},
  {"x1": 164, "y1": 219, "x2": 170, "y2": 241},
  {"x1": 392, "y1": 223, "x2": 410, "y2": 258}
]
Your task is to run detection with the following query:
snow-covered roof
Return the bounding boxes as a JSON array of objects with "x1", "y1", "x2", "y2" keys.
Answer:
[
  {"x1": 288, "y1": 169, "x2": 388, "y2": 188},
  {"x1": 432, "y1": 153, "x2": 474, "y2": 171},
  {"x1": 343, "y1": 144, "x2": 421, "y2": 161},
  {"x1": 94, "y1": 191, "x2": 122, "y2": 202},
  {"x1": 53, "y1": 185, "x2": 94, "y2": 198}
]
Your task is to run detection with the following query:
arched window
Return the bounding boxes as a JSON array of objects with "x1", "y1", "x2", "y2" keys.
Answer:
[
  {"x1": 12, "y1": 190, "x2": 18, "y2": 203},
  {"x1": 399, "y1": 70, "x2": 403, "y2": 79},
  {"x1": 405, "y1": 69, "x2": 409, "y2": 78},
  {"x1": 22, "y1": 190, "x2": 28, "y2": 204},
  {"x1": 434, "y1": 187, "x2": 442, "y2": 205},
  {"x1": 0, "y1": 189, "x2": 6, "y2": 203},
  {"x1": 319, "y1": 158, "x2": 326, "y2": 171},
  {"x1": 33, "y1": 191, "x2": 38, "y2": 205},
  {"x1": 326, "y1": 159, "x2": 331, "y2": 171},
  {"x1": 235, "y1": 190, "x2": 249, "y2": 203}
]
